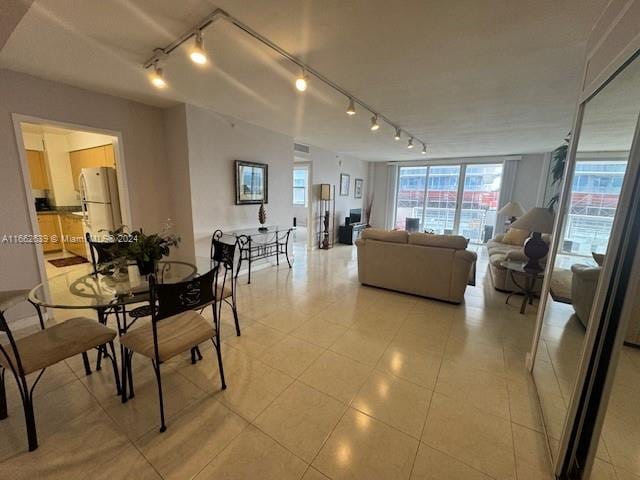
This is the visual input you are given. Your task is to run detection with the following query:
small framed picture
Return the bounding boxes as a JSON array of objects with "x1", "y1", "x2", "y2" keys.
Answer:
[
  {"x1": 354, "y1": 178, "x2": 363, "y2": 198},
  {"x1": 235, "y1": 160, "x2": 268, "y2": 205},
  {"x1": 340, "y1": 173, "x2": 350, "y2": 196}
]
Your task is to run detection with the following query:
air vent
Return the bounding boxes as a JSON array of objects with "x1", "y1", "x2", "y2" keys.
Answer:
[{"x1": 294, "y1": 143, "x2": 310, "y2": 154}]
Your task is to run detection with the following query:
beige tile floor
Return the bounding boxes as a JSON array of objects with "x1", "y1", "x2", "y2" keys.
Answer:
[{"x1": 0, "y1": 243, "x2": 552, "y2": 479}]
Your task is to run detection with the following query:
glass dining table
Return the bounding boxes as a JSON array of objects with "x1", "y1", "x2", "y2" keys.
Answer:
[{"x1": 28, "y1": 258, "x2": 213, "y2": 396}]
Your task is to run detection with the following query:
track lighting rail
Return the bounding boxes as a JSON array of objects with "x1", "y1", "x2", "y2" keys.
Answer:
[{"x1": 142, "y1": 7, "x2": 428, "y2": 152}]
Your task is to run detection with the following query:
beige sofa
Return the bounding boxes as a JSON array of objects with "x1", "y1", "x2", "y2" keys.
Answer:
[
  {"x1": 486, "y1": 233, "x2": 549, "y2": 292},
  {"x1": 355, "y1": 229, "x2": 477, "y2": 303}
]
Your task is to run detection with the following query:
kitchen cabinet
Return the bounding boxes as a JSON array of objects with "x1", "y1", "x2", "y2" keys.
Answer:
[
  {"x1": 36, "y1": 214, "x2": 62, "y2": 252},
  {"x1": 60, "y1": 214, "x2": 87, "y2": 258},
  {"x1": 69, "y1": 144, "x2": 115, "y2": 191},
  {"x1": 27, "y1": 150, "x2": 49, "y2": 190}
]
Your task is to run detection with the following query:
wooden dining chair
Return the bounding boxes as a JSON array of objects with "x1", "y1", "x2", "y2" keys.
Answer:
[
  {"x1": 0, "y1": 290, "x2": 119, "y2": 451},
  {"x1": 119, "y1": 266, "x2": 226, "y2": 432},
  {"x1": 211, "y1": 230, "x2": 241, "y2": 337}
]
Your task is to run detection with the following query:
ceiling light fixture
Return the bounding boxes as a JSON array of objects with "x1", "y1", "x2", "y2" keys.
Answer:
[
  {"x1": 421, "y1": 143, "x2": 427, "y2": 154},
  {"x1": 295, "y1": 69, "x2": 308, "y2": 92},
  {"x1": 370, "y1": 115, "x2": 380, "y2": 131},
  {"x1": 149, "y1": 61, "x2": 167, "y2": 89},
  {"x1": 407, "y1": 137, "x2": 414, "y2": 149},
  {"x1": 143, "y1": 8, "x2": 430, "y2": 148},
  {"x1": 346, "y1": 98, "x2": 356, "y2": 115},
  {"x1": 189, "y1": 30, "x2": 208, "y2": 65}
]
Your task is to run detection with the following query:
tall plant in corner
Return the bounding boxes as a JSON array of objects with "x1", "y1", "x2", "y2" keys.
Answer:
[{"x1": 547, "y1": 140, "x2": 569, "y2": 211}]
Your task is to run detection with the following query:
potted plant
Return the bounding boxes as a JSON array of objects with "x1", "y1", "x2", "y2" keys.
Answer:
[{"x1": 108, "y1": 223, "x2": 180, "y2": 276}]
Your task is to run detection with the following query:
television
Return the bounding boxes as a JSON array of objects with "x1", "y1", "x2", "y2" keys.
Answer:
[{"x1": 349, "y1": 208, "x2": 362, "y2": 224}]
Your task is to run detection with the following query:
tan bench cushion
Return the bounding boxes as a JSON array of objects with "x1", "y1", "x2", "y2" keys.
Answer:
[
  {"x1": 120, "y1": 310, "x2": 214, "y2": 362},
  {"x1": 0, "y1": 317, "x2": 116, "y2": 375}
]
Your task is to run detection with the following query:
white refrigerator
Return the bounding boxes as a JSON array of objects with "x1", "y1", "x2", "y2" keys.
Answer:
[{"x1": 79, "y1": 167, "x2": 122, "y2": 244}]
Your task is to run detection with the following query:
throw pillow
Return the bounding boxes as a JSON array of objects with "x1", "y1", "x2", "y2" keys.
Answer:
[
  {"x1": 592, "y1": 252, "x2": 605, "y2": 266},
  {"x1": 503, "y1": 228, "x2": 529, "y2": 246}
]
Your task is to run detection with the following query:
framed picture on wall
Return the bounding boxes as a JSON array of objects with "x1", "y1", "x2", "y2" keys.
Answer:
[
  {"x1": 340, "y1": 173, "x2": 350, "y2": 196},
  {"x1": 354, "y1": 178, "x2": 363, "y2": 198},
  {"x1": 235, "y1": 160, "x2": 268, "y2": 204}
]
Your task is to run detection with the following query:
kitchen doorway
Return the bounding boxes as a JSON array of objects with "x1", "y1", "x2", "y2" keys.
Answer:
[{"x1": 14, "y1": 116, "x2": 130, "y2": 285}]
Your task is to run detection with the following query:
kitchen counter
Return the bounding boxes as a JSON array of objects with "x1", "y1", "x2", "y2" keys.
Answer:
[{"x1": 36, "y1": 208, "x2": 82, "y2": 217}]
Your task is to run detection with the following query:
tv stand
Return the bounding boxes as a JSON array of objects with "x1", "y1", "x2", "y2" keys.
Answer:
[{"x1": 338, "y1": 222, "x2": 367, "y2": 245}]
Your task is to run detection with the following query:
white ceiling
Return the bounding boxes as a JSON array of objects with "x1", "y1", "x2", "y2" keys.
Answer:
[{"x1": 0, "y1": 0, "x2": 608, "y2": 161}]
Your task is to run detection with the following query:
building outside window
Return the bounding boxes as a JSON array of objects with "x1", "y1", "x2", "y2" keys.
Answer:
[
  {"x1": 562, "y1": 160, "x2": 627, "y2": 255},
  {"x1": 293, "y1": 167, "x2": 308, "y2": 206},
  {"x1": 394, "y1": 163, "x2": 502, "y2": 243}
]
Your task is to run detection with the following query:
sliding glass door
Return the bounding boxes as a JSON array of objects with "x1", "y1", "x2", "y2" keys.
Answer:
[
  {"x1": 394, "y1": 162, "x2": 503, "y2": 242},
  {"x1": 423, "y1": 165, "x2": 460, "y2": 234},
  {"x1": 459, "y1": 164, "x2": 502, "y2": 243}
]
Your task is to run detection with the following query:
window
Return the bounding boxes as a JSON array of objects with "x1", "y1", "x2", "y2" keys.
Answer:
[
  {"x1": 293, "y1": 167, "x2": 308, "y2": 206},
  {"x1": 395, "y1": 162, "x2": 503, "y2": 243},
  {"x1": 562, "y1": 160, "x2": 627, "y2": 255}
]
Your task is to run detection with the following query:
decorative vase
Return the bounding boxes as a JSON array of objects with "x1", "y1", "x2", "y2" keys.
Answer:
[
  {"x1": 136, "y1": 259, "x2": 155, "y2": 276},
  {"x1": 258, "y1": 201, "x2": 268, "y2": 231},
  {"x1": 523, "y1": 232, "x2": 548, "y2": 271}
]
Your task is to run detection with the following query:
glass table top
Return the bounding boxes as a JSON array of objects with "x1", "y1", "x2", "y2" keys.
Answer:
[
  {"x1": 29, "y1": 259, "x2": 213, "y2": 310},
  {"x1": 228, "y1": 225, "x2": 291, "y2": 237},
  {"x1": 500, "y1": 260, "x2": 544, "y2": 275}
]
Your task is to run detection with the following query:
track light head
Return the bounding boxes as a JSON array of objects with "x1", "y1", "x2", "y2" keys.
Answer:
[
  {"x1": 346, "y1": 98, "x2": 356, "y2": 115},
  {"x1": 149, "y1": 61, "x2": 167, "y2": 89},
  {"x1": 189, "y1": 31, "x2": 208, "y2": 65},
  {"x1": 421, "y1": 143, "x2": 427, "y2": 154},
  {"x1": 295, "y1": 69, "x2": 308, "y2": 92},
  {"x1": 370, "y1": 115, "x2": 380, "y2": 131},
  {"x1": 407, "y1": 137, "x2": 414, "y2": 149},
  {"x1": 394, "y1": 128, "x2": 401, "y2": 141}
]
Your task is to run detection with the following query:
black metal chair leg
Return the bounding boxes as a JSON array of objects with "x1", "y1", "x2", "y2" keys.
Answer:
[
  {"x1": 81, "y1": 352, "x2": 92, "y2": 376},
  {"x1": 232, "y1": 304, "x2": 241, "y2": 336},
  {"x1": 23, "y1": 397, "x2": 38, "y2": 451},
  {"x1": 212, "y1": 338, "x2": 227, "y2": 390},
  {"x1": 105, "y1": 342, "x2": 121, "y2": 396},
  {"x1": 190, "y1": 347, "x2": 197, "y2": 365},
  {"x1": 127, "y1": 351, "x2": 135, "y2": 399},
  {"x1": 120, "y1": 346, "x2": 128, "y2": 404},
  {"x1": 152, "y1": 361, "x2": 167, "y2": 433},
  {"x1": 0, "y1": 370, "x2": 7, "y2": 420}
]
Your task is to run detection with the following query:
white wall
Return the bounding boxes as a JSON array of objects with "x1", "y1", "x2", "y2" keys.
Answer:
[
  {"x1": 183, "y1": 104, "x2": 295, "y2": 258},
  {"x1": 370, "y1": 162, "x2": 391, "y2": 228},
  {"x1": 309, "y1": 145, "x2": 369, "y2": 242},
  {"x1": 511, "y1": 153, "x2": 549, "y2": 210},
  {"x1": 42, "y1": 132, "x2": 79, "y2": 207},
  {"x1": 0, "y1": 68, "x2": 172, "y2": 296},
  {"x1": 66, "y1": 131, "x2": 114, "y2": 151}
]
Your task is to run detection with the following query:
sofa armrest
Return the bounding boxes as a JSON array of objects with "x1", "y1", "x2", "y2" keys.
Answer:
[
  {"x1": 505, "y1": 250, "x2": 528, "y2": 262},
  {"x1": 571, "y1": 264, "x2": 601, "y2": 280},
  {"x1": 355, "y1": 238, "x2": 365, "y2": 248},
  {"x1": 455, "y1": 249, "x2": 477, "y2": 264},
  {"x1": 493, "y1": 233, "x2": 505, "y2": 242}
]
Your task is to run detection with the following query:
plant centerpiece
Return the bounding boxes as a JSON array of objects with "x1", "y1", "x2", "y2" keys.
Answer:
[{"x1": 107, "y1": 222, "x2": 180, "y2": 276}]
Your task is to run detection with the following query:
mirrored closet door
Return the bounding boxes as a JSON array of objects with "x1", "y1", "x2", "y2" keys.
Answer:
[{"x1": 530, "y1": 50, "x2": 640, "y2": 478}]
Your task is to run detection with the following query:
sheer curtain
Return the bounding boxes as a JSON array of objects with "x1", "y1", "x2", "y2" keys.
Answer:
[
  {"x1": 496, "y1": 158, "x2": 519, "y2": 233},
  {"x1": 385, "y1": 164, "x2": 398, "y2": 229}
]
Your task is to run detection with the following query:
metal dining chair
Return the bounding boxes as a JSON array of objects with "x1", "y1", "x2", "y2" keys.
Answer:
[
  {"x1": 212, "y1": 230, "x2": 241, "y2": 337},
  {"x1": 118, "y1": 266, "x2": 226, "y2": 432},
  {"x1": 0, "y1": 290, "x2": 119, "y2": 451}
]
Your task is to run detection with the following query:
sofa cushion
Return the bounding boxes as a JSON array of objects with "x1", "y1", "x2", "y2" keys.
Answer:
[
  {"x1": 361, "y1": 229, "x2": 408, "y2": 244},
  {"x1": 408, "y1": 233, "x2": 468, "y2": 250},
  {"x1": 502, "y1": 228, "x2": 529, "y2": 246}
]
